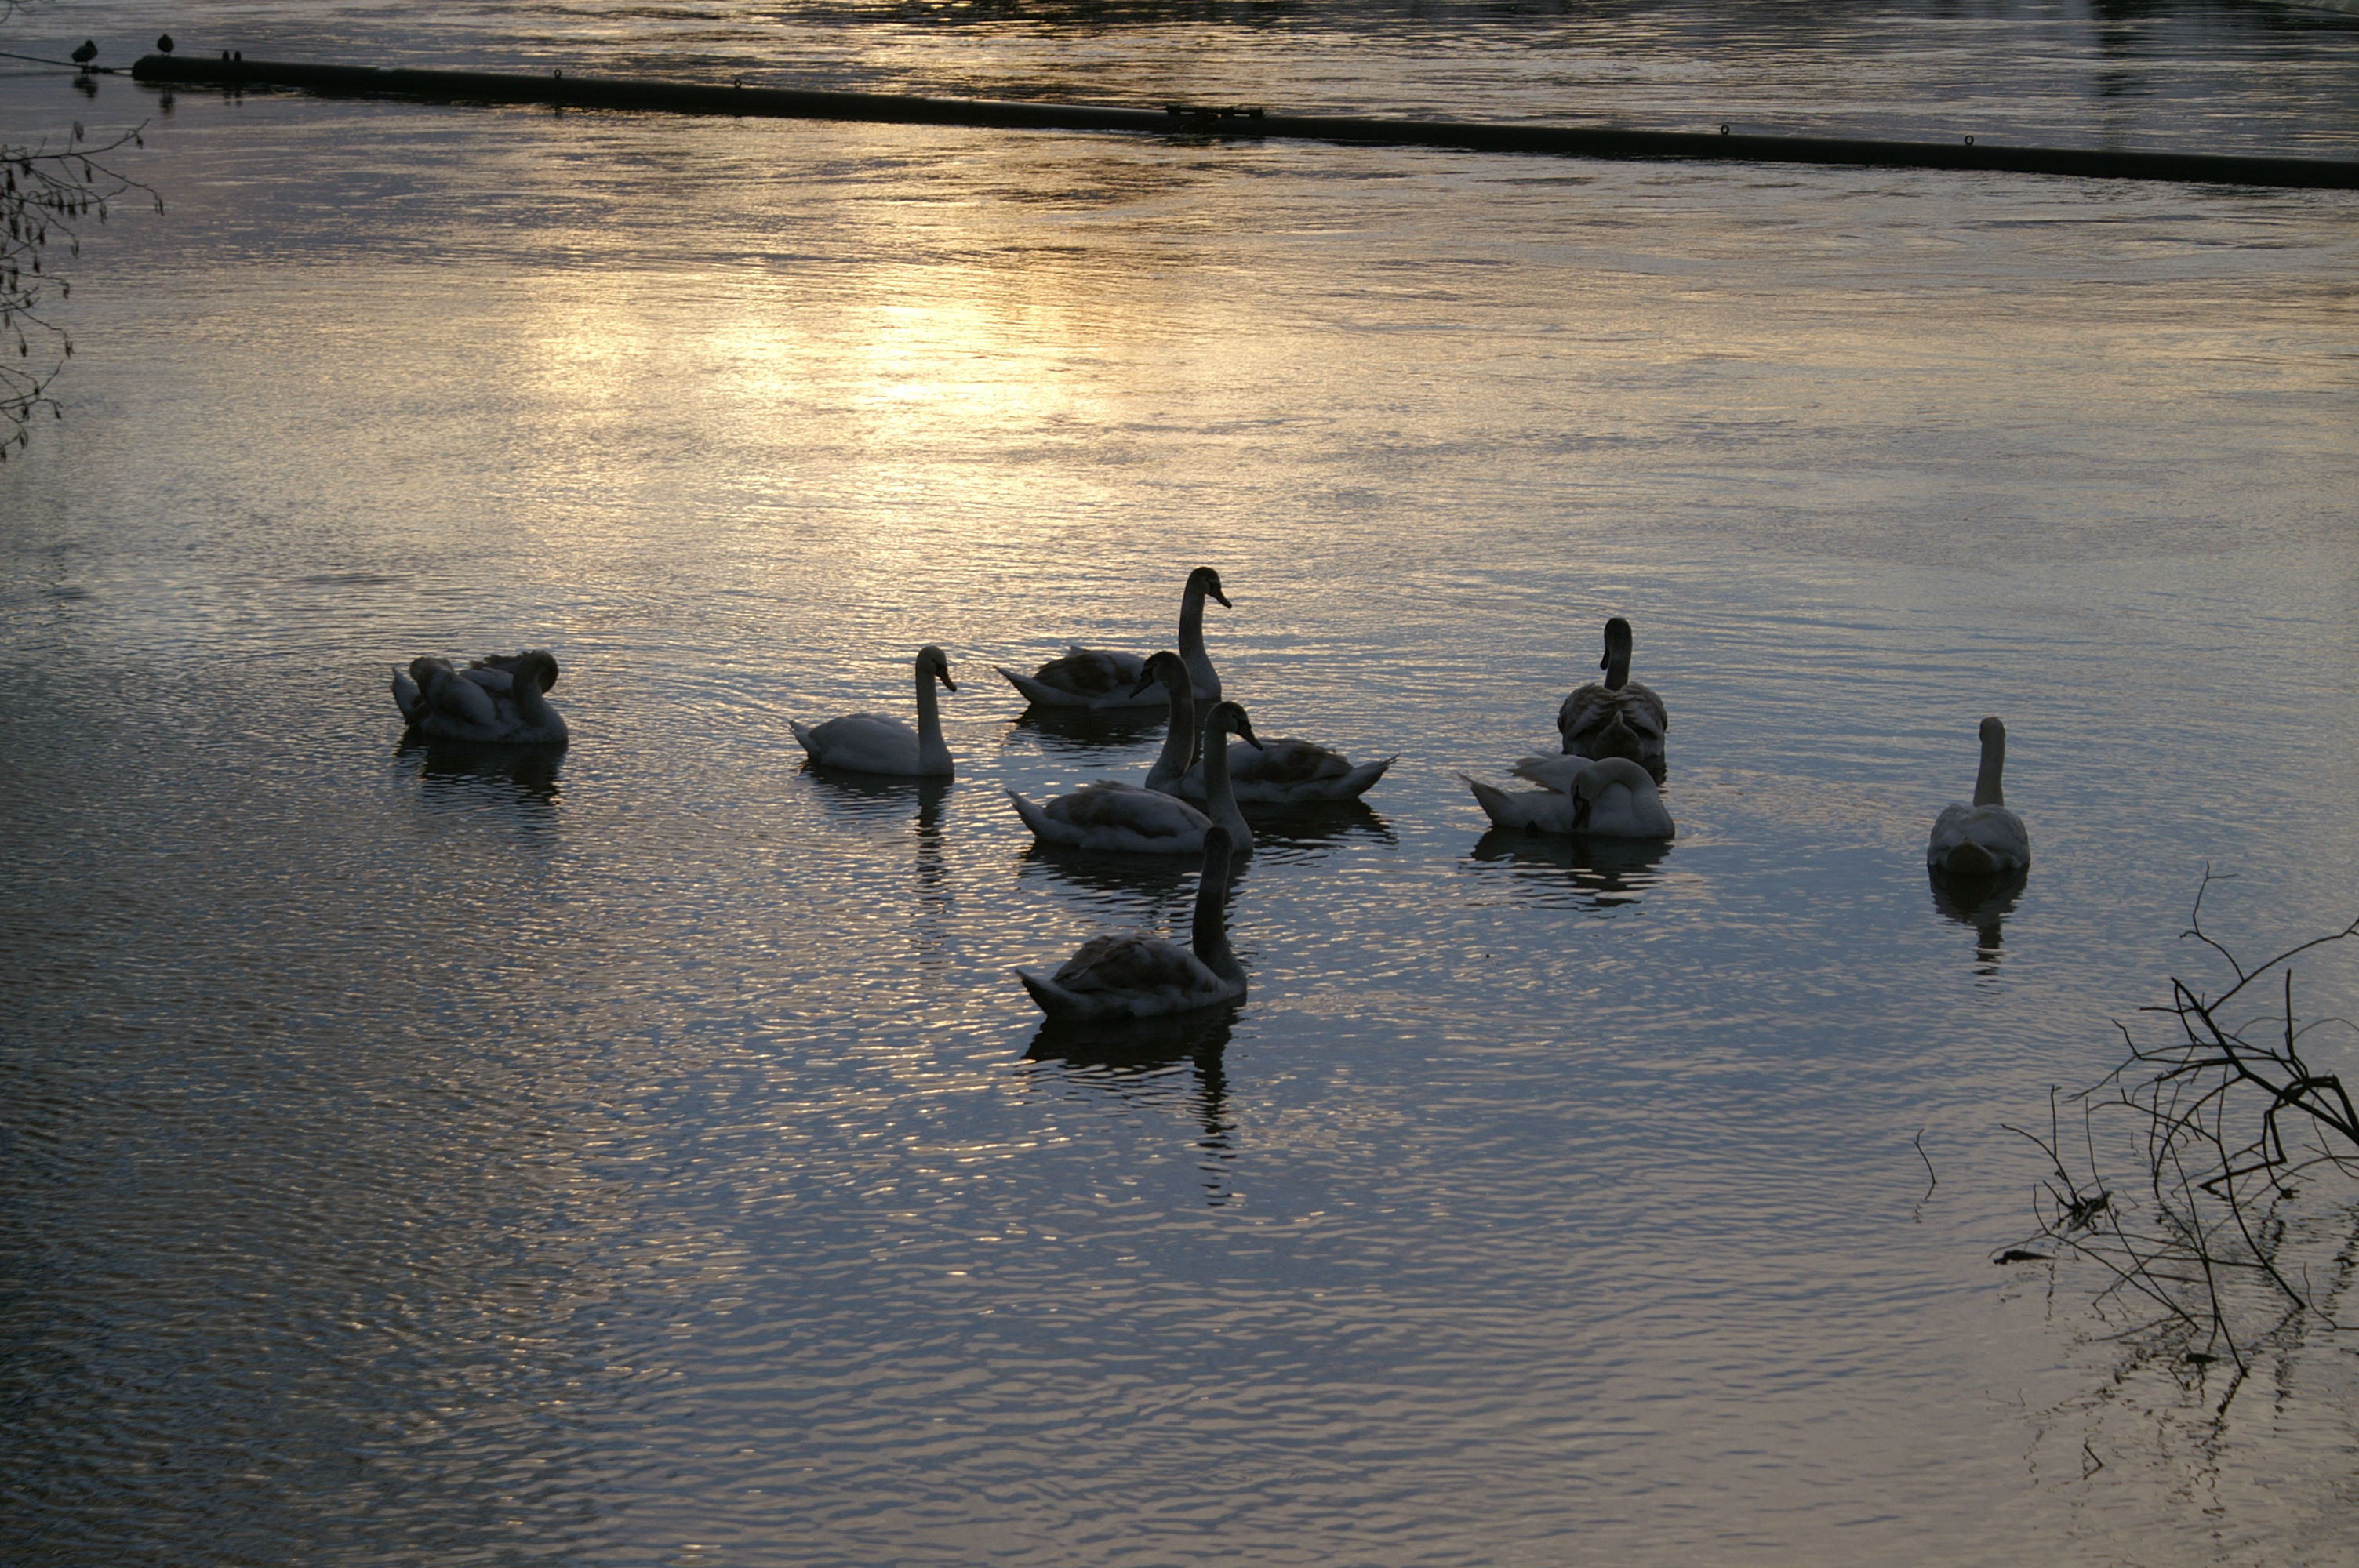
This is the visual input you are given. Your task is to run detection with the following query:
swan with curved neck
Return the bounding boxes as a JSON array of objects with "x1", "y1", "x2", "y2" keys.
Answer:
[
  {"x1": 1135, "y1": 650, "x2": 1199, "y2": 794},
  {"x1": 1016, "y1": 826, "x2": 1249, "y2": 1020},
  {"x1": 391, "y1": 648, "x2": 568, "y2": 745},
  {"x1": 1558, "y1": 616, "x2": 1667, "y2": 777},
  {"x1": 1009, "y1": 699, "x2": 1262, "y2": 854},
  {"x1": 1928, "y1": 716, "x2": 2029, "y2": 874},
  {"x1": 997, "y1": 567, "x2": 1232, "y2": 710},
  {"x1": 1463, "y1": 755, "x2": 1674, "y2": 838},
  {"x1": 791, "y1": 646, "x2": 957, "y2": 777}
]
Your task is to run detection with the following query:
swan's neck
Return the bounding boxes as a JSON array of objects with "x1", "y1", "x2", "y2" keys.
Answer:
[
  {"x1": 1144, "y1": 674, "x2": 1197, "y2": 790},
  {"x1": 514, "y1": 671, "x2": 561, "y2": 731},
  {"x1": 1192, "y1": 859, "x2": 1242, "y2": 982},
  {"x1": 1601, "y1": 648, "x2": 1632, "y2": 691},
  {"x1": 1972, "y1": 729, "x2": 2006, "y2": 808},
  {"x1": 1201, "y1": 716, "x2": 1249, "y2": 843},
  {"x1": 914, "y1": 666, "x2": 949, "y2": 768},
  {"x1": 1179, "y1": 583, "x2": 1219, "y2": 698}
]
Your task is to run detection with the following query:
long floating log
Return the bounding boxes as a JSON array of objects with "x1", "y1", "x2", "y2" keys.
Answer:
[{"x1": 129, "y1": 53, "x2": 2359, "y2": 191}]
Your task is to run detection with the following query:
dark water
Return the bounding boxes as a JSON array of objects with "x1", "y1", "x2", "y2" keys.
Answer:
[{"x1": 5, "y1": 2, "x2": 2359, "y2": 1563}]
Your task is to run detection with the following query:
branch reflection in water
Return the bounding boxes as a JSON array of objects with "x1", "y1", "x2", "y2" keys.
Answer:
[
  {"x1": 1928, "y1": 867, "x2": 2029, "y2": 975},
  {"x1": 1466, "y1": 828, "x2": 1673, "y2": 910},
  {"x1": 1023, "y1": 1004, "x2": 1241, "y2": 1207}
]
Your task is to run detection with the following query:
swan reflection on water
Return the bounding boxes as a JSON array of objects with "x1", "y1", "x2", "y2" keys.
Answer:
[
  {"x1": 1006, "y1": 703, "x2": 1171, "y2": 756},
  {"x1": 1928, "y1": 867, "x2": 2028, "y2": 973},
  {"x1": 1467, "y1": 828, "x2": 1671, "y2": 908},
  {"x1": 1241, "y1": 798, "x2": 1396, "y2": 854},
  {"x1": 798, "y1": 764, "x2": 952, "y2": 829},
  {"x1": 1023, "y1": 1004, "x2": 1240, "y2": 1206},
  {"x1": 398, "y1": 736, "x2": 564, "y2": 810}
]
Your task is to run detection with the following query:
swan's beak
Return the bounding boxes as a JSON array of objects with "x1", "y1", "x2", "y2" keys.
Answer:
[
  {"x1": 938, "y1": 666, "x2": 958, "y2": 692},
  {"x1": 1235, "y1": 715, "x2": 1263, "y2": 750},
  {"x1": 1129, "y1": 667, "x2": 1159, "y2": 697},
  {"x1": 1212, "y1": 586, "x2": 1232, "y2": 609}
]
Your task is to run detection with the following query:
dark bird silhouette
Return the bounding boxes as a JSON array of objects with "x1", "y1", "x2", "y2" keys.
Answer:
[
  {"x1": 156, "y1": 34, "x2": 175, "y2": 55},
  {"x1": 70, "y1": 39, "x2": 98, "y2": 67}
]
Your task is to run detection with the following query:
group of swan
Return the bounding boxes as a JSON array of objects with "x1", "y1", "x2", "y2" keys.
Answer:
[
  {"x1": 391, "y1": 592, "x2": 2026, "y2": 1022},
  {"x1": 1462, "y1": 616, "x2": 1679, "y2": 844},
  {"x1": 391, "y1": 650, "x2": 569, "y2": 746}
]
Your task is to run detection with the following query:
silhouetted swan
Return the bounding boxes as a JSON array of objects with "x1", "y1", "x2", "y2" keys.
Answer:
[
  {"x1": 1463, "y1": 755, "x2": 1674, "y2": 838},
  {"x1": 1134, "y1": 650, "x2": 1199, "y2": 794},
  {"x1": 391, "y1": 649, "x2": 567, "y2": 745},
  {"x1": 1928, "y1": 716, "x2": 2029, "y2": 874},
  {"x1": 1009, "y1": 699, "x2": 1261, "y2": 854},
  {"x1": 998, "y1": 567, "x2": 1231, "y2": 709},
  {"x1": 1559, "y1": 616, "x2": 1667, "y2": 777},
  {"x1": 791, "y1": 645, "x2": 957, "y2": 777},
  {"x1": 1017, "y1": 826, "x2": 1248, "y2": 1020}
]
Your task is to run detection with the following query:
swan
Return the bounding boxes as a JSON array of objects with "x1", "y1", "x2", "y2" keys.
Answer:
[
  {"x1": 1928, "y1": 716, "x2": 2030, "y2": 875},
  {"x1": 1175, "y1": 735, "x2": 1393, "y2": 805},
  {"x1": 391, "y1": 649, "x2": 568, "y2": 745},
  {"x1": 791, "y1": 645, "x2": 957, "y2": 777},
  {"x1": 1463, "y1": 756, "x2": 1674, "y2": 838},
  {"x1": 1009, "y1": 699, "x2": 1261, "y2": 855},
  {"x1": 1017, "y1": 826, "x2": 1249, "y2": 1020},
  {"x1": 998, "y1": 566, "x2": 1232, "y2": 709},
  {"x1": 1132, "y1": 649, "x2": 1199, "y2": 794},
  {"x1": 1558, "y1": 616, "x2": 1667, "y2": 777}
]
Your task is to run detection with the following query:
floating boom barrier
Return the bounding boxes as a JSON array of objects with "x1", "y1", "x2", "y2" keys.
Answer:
[{"x1": 129, "y1": 54, "x2": 2359, "y2": 191}]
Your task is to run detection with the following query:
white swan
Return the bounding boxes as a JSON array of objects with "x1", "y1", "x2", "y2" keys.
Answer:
[
  {"x1": 1558, "y1": 616, "x2": 1667, "y2": 777},
  {"x1": 1017, "y1": 826, "x2": 1248, "y2": 1020},
  {"x1": 391, "y1": 649, "x2": 568, "y2": 745},
  {"x1": 1463, "y1": 756, "x2": 1674, "y2": 838},
  {"x1": 1928, "y1": 716, "x2": 2030, "y2": 875},
  {"x1": 998, "y1": 566, "x2": 1232, "y2": 709},
  {"x1": 791, "y1": 645, "x2": 957, "y2": 777},
  {"x1": 1009, "y1": 699, "x2": 1261, "y2": 855}
]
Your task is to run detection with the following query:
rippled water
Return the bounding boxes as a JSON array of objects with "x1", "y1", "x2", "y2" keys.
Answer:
[{"x1": 6, "y1": 2, "x2": 2359, "y2": 1563}]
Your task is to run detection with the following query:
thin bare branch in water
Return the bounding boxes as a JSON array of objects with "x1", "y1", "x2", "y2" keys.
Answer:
[{"x1": 2005, "y1": 871, "x2": 2359, "y2": 1399}]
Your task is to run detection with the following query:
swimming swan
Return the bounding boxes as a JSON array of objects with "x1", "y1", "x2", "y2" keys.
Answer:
[
  {"x1": 1016, "y1": 826, "x2": 1248, "y2": 1020},
  {"x1": 1133, "y1": 650, "x2": 1200, "y2": 794},
  {"x1": 791, "y1": 645, "x2": 957, "y2": 777},
  {"x1": 1928, "y1": 716, "x2": 2029, "y2": 875},
  {"x1": 1558, "y1": 616, "x2": 1667, "y2": 777},
  {"x1": 391, "y1": 649, "x2": 568, "y2": 745},
  {"x1": 1009, "y1": 699, "x2": 1261, "y2": 855},
  {"x1": 998, "y1": 566, "x2": 1232, "y2": 709},
  {"x1": 1463, "y1": 755, "x2": 1674, "y2": 838},
  {"x1": 1175, "y1": 735, "x2": 1393, "y2": 805}
]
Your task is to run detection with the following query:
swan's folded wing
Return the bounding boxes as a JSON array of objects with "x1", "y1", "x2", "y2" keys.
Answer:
[
  {"x1": 1052, "y1": 782, "x2": 1209, "y2": 840},
  {"x1": 1052, "y1": 932, "x2": 1221, "y2": 998},
  {"x1": 1233, "y1": 738, "x2": 1354, "y2": 786},
  {"x1": 1508, "y1": 754, "x2": 1586, "y2": 793}
]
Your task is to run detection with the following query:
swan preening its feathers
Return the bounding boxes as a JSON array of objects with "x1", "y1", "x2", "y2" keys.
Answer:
[
  {"x1": 1560, "y1": 616, "x2": 1667, "y2": 778},
  {"x1": 998, "y1": 567, "x2": 1231, "y2": 710},
  {"x1": 1463, "y1": 755, "x2": 1675, "y2": 839},
  {"x1": 1928, "y1": 717, "x2": 2030, "y2": 876},
  {"x1": 392, "y1": 650, "x2": 568, "y2": 745},
  {"x1": 791, "y1": 645, "x2": 958, "y2": 777},
  {"x1": 1018, "y1": 826, "x2": 1249, "y2": 1019},
  {"x1": 1009, "y1": 699, "x2": 1262, "y2": 855}
]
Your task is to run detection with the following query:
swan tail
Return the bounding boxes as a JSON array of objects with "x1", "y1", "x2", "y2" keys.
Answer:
[
  {"x1": 788, "y1": 720, "x2": 822, "y2": 758},
  {"x1": 391, "y1": 668, "x2": 423, "y2": 723},
  {"x1": 1005, "y1": 789, "x2": 1065, "y2": 845},
  {"x1": 997, "y1": 667, "x2": 1070, "y2": 707},
  {"x1": 1461, "y1": 773, "x2": 1532, "y2": 831}
]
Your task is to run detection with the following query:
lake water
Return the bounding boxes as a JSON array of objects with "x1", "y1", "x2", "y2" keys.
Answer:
[{"x1": 5, "y1": 2, "x2": 2359, "y2": 1563}]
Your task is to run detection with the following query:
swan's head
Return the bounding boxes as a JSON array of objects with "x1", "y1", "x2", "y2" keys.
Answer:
[
  {"x1": 918, "y1": 644, "x2": 957, "y2": 692},
  {"x1": 1206, "y1": 700, "x2": 1262, "y2": 750},
  {"x1": 1131, "y1": 648, "x2": 1189, "y2": 698},
  {"x1": 517, "y1": 650, "x2": 560, "y2": 692},
  {"x1": 1979, "y1": 715, "x2": 2006, "y2": 745},
  {"x1": 1188, "y1": 566, "x2": 1232, "y2": 610},
  {"x1": 1199, "y1": 823, "x2": 1234, "y2": 866},
  {"x1": 1600, "y1": 616, "x2": 1634, "y2": 671}
]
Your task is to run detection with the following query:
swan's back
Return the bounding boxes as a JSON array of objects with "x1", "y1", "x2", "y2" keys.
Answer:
[{"x1": 1928, "y1": 804, "x2": 2030, "y2": 874}]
